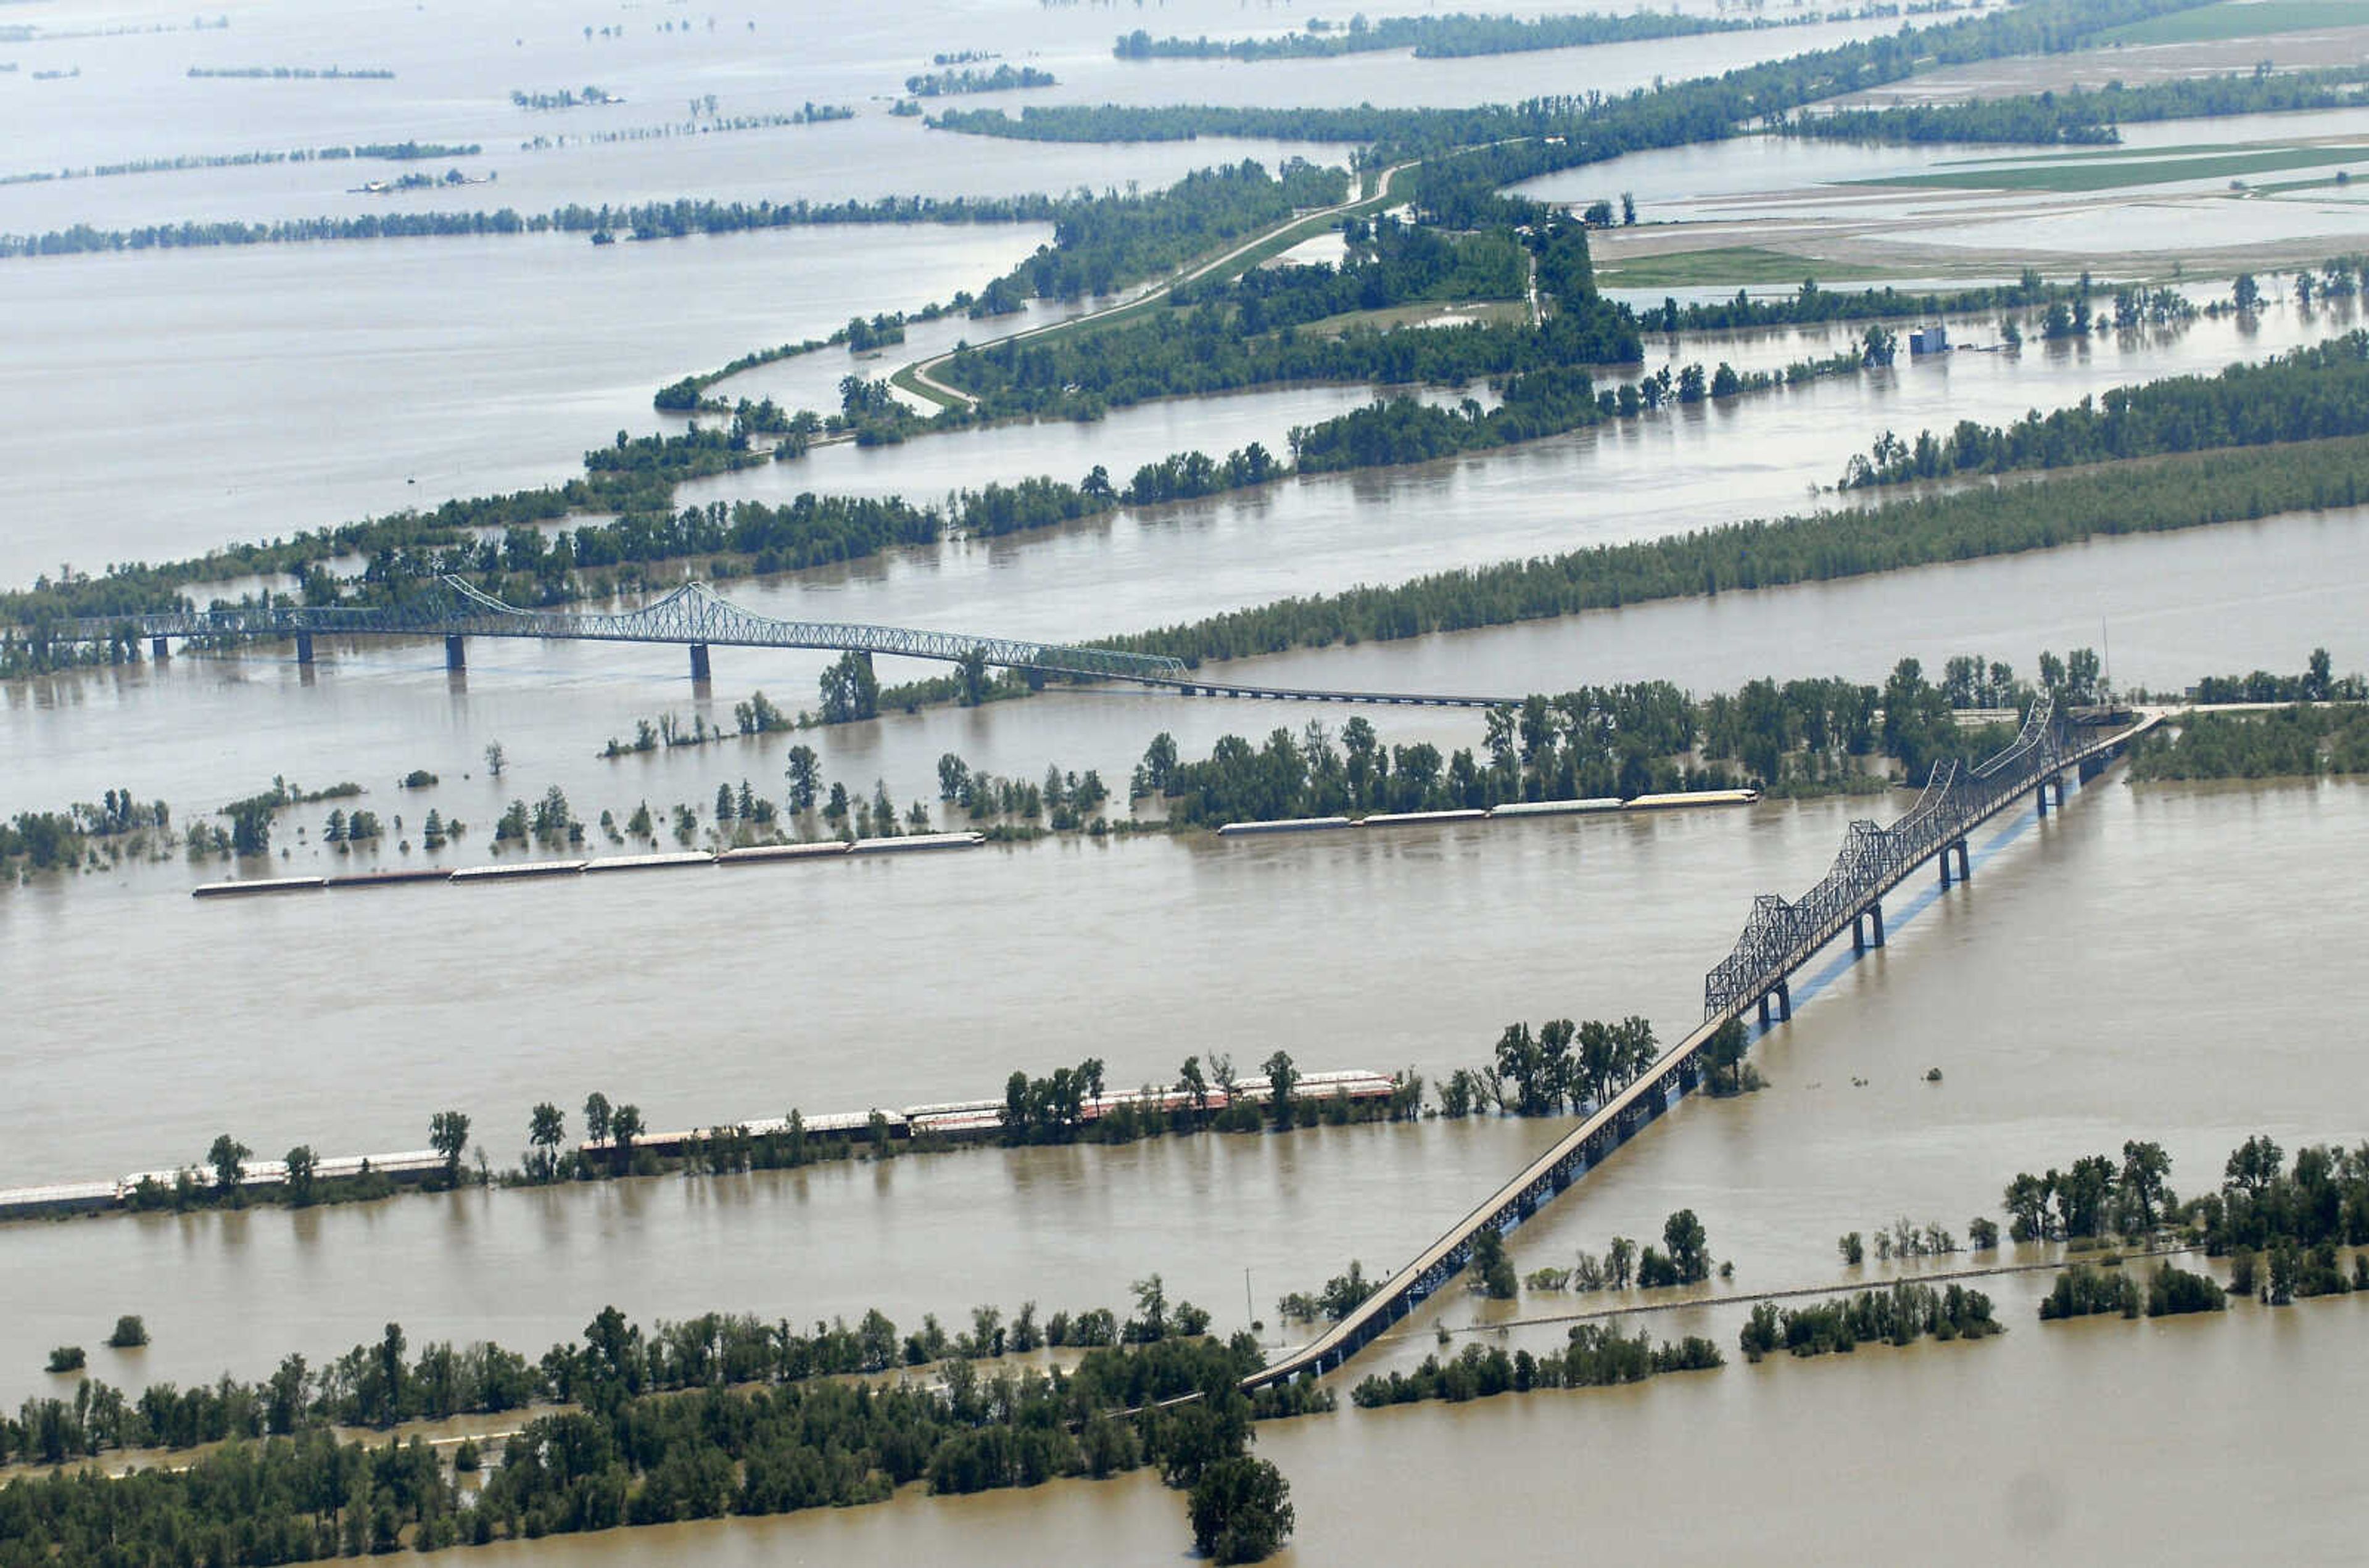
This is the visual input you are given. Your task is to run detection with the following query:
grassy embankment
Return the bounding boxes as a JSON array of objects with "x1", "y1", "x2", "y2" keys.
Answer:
[{"x1": 2099, "y1": 0, "x2": 2369, "y2": 44}]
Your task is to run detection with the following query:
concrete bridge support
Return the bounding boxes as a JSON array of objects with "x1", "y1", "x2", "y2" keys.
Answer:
[
  {"x1": 1853, "y1": 901, "x2": 1887, "y2": 954},
  {"x1": 1756, "y1": 978, "x2": 1792, "y2": 1027},
  {"x1": 444, "y1": 635, "x2": 466, "y2": 672},
  {"x1": 688, "y1": 642, "x2": 711, "y2": 682},
  {"x1": 151, "y1": 636, "x2": 170, "y2": 661},
  {"x1": 2036, "y1": 773, "x2": 2066, "y2": 816},
  {"x1": 294, "y1": 633, "x2": 315, "y2": 665},
  {"x1": 1938, "y1": 838, "x2": 1971, "y2": 888}
]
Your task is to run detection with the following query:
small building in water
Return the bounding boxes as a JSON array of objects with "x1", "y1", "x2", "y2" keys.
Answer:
[{"x1": 1908, "y1": 323, "x2": 1951, "y2": 355}]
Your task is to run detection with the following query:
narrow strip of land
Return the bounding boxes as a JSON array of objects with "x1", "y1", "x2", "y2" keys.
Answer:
[{"x1": 892, "y1": 160, "x2": 1421, "y2": 413}]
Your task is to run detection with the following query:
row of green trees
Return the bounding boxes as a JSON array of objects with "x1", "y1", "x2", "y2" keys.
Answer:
[
  {"x1": 0, "y1": 1285, "x2": 1259, "y2": 1470},
  {"x1": 1647, "y1": 270, "x2": 2085, "y2": 334},
  {"x1": 1738, "y1": 1282, "x2": 2003, "y2": 1359},
  {"x1": 2038, "y1": 1261, "x2": 2229, "y2": 1319},
  {"x1": 1114, "y1": 10, "x2": 1745, "y2": 64},
  {"x1": 0, "y1": 1329, "x2": 1315, "y2": 1562},
  {"x1": 939, "y1": 0, "x2": 2219, "y2": 199},
  {"x1": 2130, "y1": 702, "x2": 2369, "y2": 782},
  {"x1": 1129, "y1": 656, "x2": 2075, "y2": 834},
  {"x1": 1472, "y1": 1017, "x2": 1662, "y2": 1118},
  {"x1": 2003, "y1": 1133, "x2": 2369, "y2": 1281},
  {"x1": 1843, "y1": 331, "x2": 2369, "y2": 487},
  {"x1": 902, "y1": 63, "x2": 1055, "y2": 96},
  {"x1": 1787, "y1": 62, "x2": 2369, "y2": 145},
  {"x1": 0, "y1": 790, "x2": 170, "y2": 872},
  {"x1": 1349, "y1": 1327, "x2": 1724, "y2": 1408},
  {"x1": 0, "y1": 139, "x2": 482, "y2": 189},
  {"x1": 1083, "y1": 431, "x2": 2369, "y2": 674},
  {"x1": 0, "y1": 188, "x2": 1074, "y2": 258}
]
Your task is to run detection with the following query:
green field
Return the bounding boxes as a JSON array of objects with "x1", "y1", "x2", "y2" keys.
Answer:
[
  {"x1": 1932, "y1": 139, "x2": 2308, "y2": 166},
  {"x1": 1298, "y1": 299, "x2": 1531, "y2": 335},
  {"x1": 1593, "y1": 245, "x2": 1895, "y2": 286},
  {"x1": 1859, "y1": 142, "x2": 2369, "y2": 191},
  {"x1": 2099, "y1": 0, "x2": 2369, "y2": 44}
]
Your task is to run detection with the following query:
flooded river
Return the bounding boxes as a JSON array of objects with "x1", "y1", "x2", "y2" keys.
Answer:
[
  {"x1": 6, "y1": 772, "x2": 2365, "y2": 1564},
  {"x1": 5, "y1": 773, "x2": 2364, "y2": 1383},
  {"x1": 6, "y1": 0, "x2": 2366, "y2": 1559}
]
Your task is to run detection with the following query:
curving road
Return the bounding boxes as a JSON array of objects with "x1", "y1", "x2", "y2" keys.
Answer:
[{"x1": 896, "y1": 161, "x2": 1421, "y2": 415}]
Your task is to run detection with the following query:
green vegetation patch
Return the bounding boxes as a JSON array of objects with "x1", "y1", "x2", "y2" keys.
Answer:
[
  {"x1": 1858, "y1": 142, "x2": 2369, "y2": 191},
  {"x1": 2101, "y1": 0, "x2": 2369, "y2": 45},
  {"x1": 1296, "y1": 299, "x2": 1530, "y2": 336},
  {"x1": 1595, "y1": 246, "x2": 1896, "y2": 287}
]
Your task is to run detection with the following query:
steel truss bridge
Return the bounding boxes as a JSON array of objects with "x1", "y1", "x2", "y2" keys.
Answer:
[
  {"x1": 43, "y1": 577, "x2": 1520, "y2": 708},
  {"x1": 1245, "y1": 698, "x2": 2162, "y2": 1391}
]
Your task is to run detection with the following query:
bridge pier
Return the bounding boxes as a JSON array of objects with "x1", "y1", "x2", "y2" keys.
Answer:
[
  {"x1": 1852, "y1": 900, "x2": 1887, "y2": 954},
  {"x1": 2036, "y1": 772, "x2": 2065, "y2": 816},
  {"x1": 1756, "y1": 979, "x2": 1792, "y2": 1026},
  {"x1": 688, "y1": 642, "x2": 711, "y2": 683},
  {"x1": 150, "y1": 635, "x2": 170, "y2": 661},
  {"x1": 1938, "y1": 838, "x2": 1970, "y2": 888},
  {"x1": 294, "y1": 632, "x2": 315, "y2": 666},
  {"x1": 445, "y1": 635, "x2": 466, "y2": 672}
]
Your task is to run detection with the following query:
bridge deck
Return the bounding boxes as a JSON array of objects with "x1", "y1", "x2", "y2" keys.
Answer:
[
  {"x1": 1244, "y1": 711, "x2": 2158, "y2": 1390},
  {"x1": 44, "y1": 577, "x2": 1526, "y2": 709}
]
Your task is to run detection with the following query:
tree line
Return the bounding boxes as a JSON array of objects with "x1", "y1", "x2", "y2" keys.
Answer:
[
  {"x1": 2002, "y1": 1133, "x2": 2369, "y2": 1305},
  {"x1": 2038, "y1": 1260, "x2": 2228, "y2": 1320},
  {"x1": 1787, "y1": 62, "x2": 2369, "y2": 146},
  {"x1": 1131, "y1": 655, "x2": 2078, "y2": 835},
  {"x1": 0, "y1": 1321, "x2": 1317, "y2": 1562},
  {"x1": 1645, "y1": 270, "x2": 2083, "y2": 334},
  {"x1": 0, "y1": 140, "x2": 482, "y2": 188},
  {"x1": 903, "y1": 64, "x2": 1055, "y2": 96},
  {"x1": 1842, "y1": 330, "x2": 2369, "y2": 487},
  {"x1": 0, "y1": 790, "x2": 170, "y2": 874},
  {"x1": 6, "y1": 1287, "x2": 1259, "y2": 1466},
  {"x1": 2130, "y1": 701, "x2": 2369, "y2": 782},
  {"x1": 0, "y1": 189, "x2": 1070, "y2": 258},
  {"x1": 1347, "y1": 1327, "x2": 1724, "y2": 1408},
  {"x1": 1738, "y1": 1281, "x2": 2002, "y2": 1359},
  {"x1": 938, "y1": 0, "x2": 2220, "y2": 181},
  {"x1": 1080, "y1": 430, "x2": 2369, "y2": 675},
  {"x1": 1114, "y1": 10, "x2": 1748, "y2": 64}
]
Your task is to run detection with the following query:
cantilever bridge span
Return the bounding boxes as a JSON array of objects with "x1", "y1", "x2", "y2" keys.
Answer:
[
  {"x1": 44, "y1": 577, "x2": 1519, "y2": 708},
  {"x1": 1244, "y1": 698, "x2": 2162, "y2": 1392}
]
